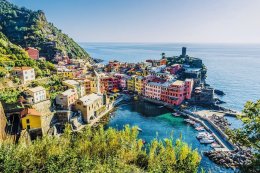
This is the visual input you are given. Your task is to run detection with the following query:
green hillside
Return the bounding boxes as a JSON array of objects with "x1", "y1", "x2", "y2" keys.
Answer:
[{"x1": 0, "y1": 0, "x2": 91, "y2": 61}]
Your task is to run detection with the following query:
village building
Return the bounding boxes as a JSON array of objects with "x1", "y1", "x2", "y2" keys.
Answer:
[
  {"x1": 20, "y1": 108, "x2": 42, "y2": 130},
  {"x1": 25, "y1": 47, "x2": 39, "y2": 60},
  {"x1": 12, "y1": 67, "x2": 35, "y2": 84},
  {"x1": 62, "y1": 80, "x2": 86, "y2": 97},
  {"x1": 24, "y1": 86, "x2": 46, "y2": 104},
  {"x1": 127, "y1": 75, "x2": 136, "y2": 92},
  {"x1": 55, "y1": 89, "x2": 78, "y2": 110},
  {"x1": 145, "y1": 82, "x2": 162, "y2": 100},
  {"x1": 56, "y1": 67, "x2": 75, "y2": 79},
  {"x1": 75, "y1": 93, "x2": 103, "y2": 123}
]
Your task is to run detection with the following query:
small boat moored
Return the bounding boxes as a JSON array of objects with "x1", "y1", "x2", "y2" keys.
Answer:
[
  {"x1": 211, "y1": 142, "x2": 222, "y2": 148},
  {"x1": 200, "y1": 138, "x2": 215, "y2": 144}
]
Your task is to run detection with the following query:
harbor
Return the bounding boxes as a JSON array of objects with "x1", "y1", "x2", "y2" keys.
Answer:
[{"x1": 107, "y1": 100, "x2": 237, "y2": 173}]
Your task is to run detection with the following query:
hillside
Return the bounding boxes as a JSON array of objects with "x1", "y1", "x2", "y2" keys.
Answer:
[{"x1": 0, "y1": 0, "x2": 91, "y2": 61}]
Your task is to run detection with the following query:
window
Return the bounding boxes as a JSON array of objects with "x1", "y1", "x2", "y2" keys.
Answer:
[
  {"x1": 26, "y1": 119, "x2": 30, "y2": 124},
  {"x1": 27, "y1": 125, "x2": 30, "y2": 129}
]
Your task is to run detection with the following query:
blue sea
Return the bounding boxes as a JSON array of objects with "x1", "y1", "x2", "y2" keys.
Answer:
[
  {"x1": 80, "y1": 43, "x2": 260, "y2": 172},
  {"x1": 81, "y1": 42, "x2": 260, "y2": 111}
]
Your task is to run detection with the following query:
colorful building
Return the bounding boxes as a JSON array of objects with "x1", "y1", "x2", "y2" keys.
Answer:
[
  {"x1": 135, "y1": 76, "x2": 144, "y2": 95},
  {"x1": 56, "y1": 89, "x2": 78, "y2": 109},
  {"x1": 62, "y1": 80, "x2": 85, "y2": 97},
  {"x1": 127, "y1": 75, "x2": 136, "y2": 92},
  {"x1": 75, "y1": 93, "x2": 103, "y2": 123},
  {"x1": 24, "y1": 86, "x2": 46, "y2": 104},
  {"x1": 12, "y1": 67, "x2": 35, "y2": 84},
  {"x1": 144, "y1": 82, "x2": 162, "y2": 100},
  {"x1": 21, "y1": 108, "x2": 42, "y2": 130},
  {"x1": 25, "y1": 47, "x2": 39, "y2": 60},
  {"x1": 57, "y1": 68, "x2": 75, "y2": 79},
  {"x1": 184, "y1": 79, "x2": 194, "y2": 99}
]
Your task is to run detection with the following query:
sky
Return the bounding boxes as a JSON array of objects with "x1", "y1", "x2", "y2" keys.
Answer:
[{"x1": 8, "y1": 0, "x2": 260, "y2": 43}]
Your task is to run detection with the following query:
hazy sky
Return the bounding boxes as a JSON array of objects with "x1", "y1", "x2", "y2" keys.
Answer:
[{"x1": 9, "y1": 0, "x2": 260, "y2": 43}]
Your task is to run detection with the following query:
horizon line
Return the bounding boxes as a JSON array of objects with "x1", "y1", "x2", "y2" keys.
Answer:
[{"x1": 77, "y1": 41, "x2": 260, "y2": 45}]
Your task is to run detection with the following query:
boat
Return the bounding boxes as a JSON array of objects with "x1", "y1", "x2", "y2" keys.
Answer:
[
  {"x1": 158, "y1": 106, "x2": 164, "y2": 108},
  {"x1": 195, "y1": 126, "x2": 205, "y2": 131},
  {"x1": 196, "y1": 132, "x2": 212, "y2": 139},
  {"x1": 184, "y1": 119, "x2": 191, "y2": 123},
  {"x1": 200, "y1": 138, "x2": 215, "y2": 144},
  {"x1": 193, "y1": 123, "x2": 201, "y2": 127},
  {"x1": 211, "y1": 142, "x2": 222, "y2": 148},
  {"x1": 137, "y1": 127, "x2": 143, "y2": 132},
  {"x1": 172, "y1": 112, "x2": 180, "y2": 117}
]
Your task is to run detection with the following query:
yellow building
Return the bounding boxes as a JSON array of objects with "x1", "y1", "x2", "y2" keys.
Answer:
[
  {"x1": 89, "y1": 77, "x2": 98, "y2": 93},
  {"x1": 135, "y1": 69, "x2": 148, "y2": 76},
  {"x1": 135, "y1": 76, "x2": 144, "y2": 95},
  {"x1": 21, "y1": 108, "x2": 42, "y2": 130},
  {"x1": 57, "y1": 69, "x2": 75, "y2": 79},
  {"x1": 127, "y1": 75, "x2": 136, "y2": 92}
]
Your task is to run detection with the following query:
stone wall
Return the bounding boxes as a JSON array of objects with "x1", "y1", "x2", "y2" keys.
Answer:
[
  {"x1": 0, "y1": 102, "x2": 6, "y2": 141},
  {"x1": 31, "y1": 100, "x2": 54, "y2": 134}
]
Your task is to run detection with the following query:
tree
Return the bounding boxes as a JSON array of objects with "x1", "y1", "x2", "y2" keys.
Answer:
[{"x1": 227, "y1": 100, "x2": 260, "y2": 173}]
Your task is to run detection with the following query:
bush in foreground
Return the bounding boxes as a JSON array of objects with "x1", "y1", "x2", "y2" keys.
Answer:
[{"x1": 0, "y1": 125, "x2": 201, "y2": 173}]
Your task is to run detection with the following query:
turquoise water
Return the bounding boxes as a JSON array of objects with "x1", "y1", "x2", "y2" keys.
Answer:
[
  {"x1": 107, "y1": 101, "x2": 235, "y2": 173},
  {"x1": 81, "y1": 43, "x2": 259, "y2": 172},
  {"x1": 81, "y1": 42, "x2": 260, "y2": 111}
]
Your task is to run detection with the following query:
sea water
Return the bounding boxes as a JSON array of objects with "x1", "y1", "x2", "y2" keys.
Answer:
[{"x1": 81, "y1": 43, "x2": 260, "y2": 172}]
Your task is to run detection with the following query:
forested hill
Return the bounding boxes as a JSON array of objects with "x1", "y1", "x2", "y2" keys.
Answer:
[{"x1": 0, "y1": 0, "x2": 91, "y2": 61}]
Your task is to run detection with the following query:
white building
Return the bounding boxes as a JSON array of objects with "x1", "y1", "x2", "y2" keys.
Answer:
[
  {"x1": 24, "y1": 86, "x2": 46, "y2": 104},
  {"x1": 62, "y1": 80, "x2": 86, "y2": 97},
  {"x1": 12, "y1": 67, "x2": 35, "y2": 84}
]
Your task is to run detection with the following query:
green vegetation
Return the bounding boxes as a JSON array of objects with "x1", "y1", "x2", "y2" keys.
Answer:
[
  {"x1": 226, "y1": 100, "x2": 260, "y2": 173},
  {"x1": 0, "y1": 0, "x2": 91, "y2": 61},
  {"x1": 0, "y1": 125, "x2": 201, "y2": 173},
  {"x1": 0, "y1": 88, "x2": 21, "y2": 104},
  {"x1": 0, "y1": 31, "x2": 57, "y2": 78}
]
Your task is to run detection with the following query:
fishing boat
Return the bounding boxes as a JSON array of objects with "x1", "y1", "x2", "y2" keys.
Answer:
[
  {"x1": 211, "y1": 142, "x2": 221, "y2": 148},
  {"x1": 158, "y1": 105, "x2": 164, "y2": 108},
  {"x1": 137, "y1": 127, "x2": 143, "y2": 132},
  {"x1": 172, "y1": 112, "x2": 180, "y2": 117},
  {"x1": 193, "y1": 123, "x2": 201, "y2": 127},
  {"x1": 195, "y1": 126, "x2": 205, "y2": 131},
  {"x1": 184, "y1": 119, "x2": 191, "y2": 123},
  {"x1": 196, "y1": 132, "x2": 212, "y2": 139},
  {"x1": 200, "y1": 138, "x2": 215, "y2": 144}
]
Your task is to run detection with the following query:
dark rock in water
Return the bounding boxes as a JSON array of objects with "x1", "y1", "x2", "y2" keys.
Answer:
[
  {"x1": 93, "y1": 58, "x2": 104, "y2": 63},
  {"x1": 215, "y1": 98, "x2": 226, "y2": 104},
  {"x1": 214, "y1": 89, "x2": 225, "y2": 96}
]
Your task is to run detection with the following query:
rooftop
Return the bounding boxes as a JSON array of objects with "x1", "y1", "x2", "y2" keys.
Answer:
[
  {"x1": 27, "y1": 86, "x2": 45, "y2": 93},
  {"x1": 13, "y1": 67, "x2": 33, "y2": 71},
  {"x1": 21, "y1": 108, "x2": 41, "y2": 118},
  {"x1": 78, "y1": 93, "x2": 102, "y2": 106},
  {"x1": 172, "y1": 80, "x2": 184, "y2": 86},
  {"x1": 63, "y1": 80, "x2": 79, "y2": 86},
  {"x1": 61, "y1": 89, "x2": 77, "y2": 96}
]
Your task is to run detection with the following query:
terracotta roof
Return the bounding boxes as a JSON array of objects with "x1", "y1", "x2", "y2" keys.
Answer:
[
  {"x1": 13, "y1": 67, "x2": 33, "y2": 71},
  {"x1": 21, "y1": 108, "x2": 41, "y2": 118}
]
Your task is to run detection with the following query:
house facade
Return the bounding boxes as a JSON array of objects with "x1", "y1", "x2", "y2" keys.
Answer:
[
  {"x1": 75, "y1": 93, "x2": 103, "y2": 123},
  {"x1": 12, "y1": 67, "x2": 35, "y2": 84},
  {"x1": 24, "y1": 86, "x2": 46, "y2": 104},
  {"x1": 56, "y1": 89, "x2": 78, "y2": 109}
]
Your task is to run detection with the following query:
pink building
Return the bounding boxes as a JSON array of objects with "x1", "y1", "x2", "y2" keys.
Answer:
[
  {"x1": 184, "y1": 79, "x2": 194, "y2": 99},
  {"x1": 144, "y1": 82, "x2": 162, "y2": 100}
]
